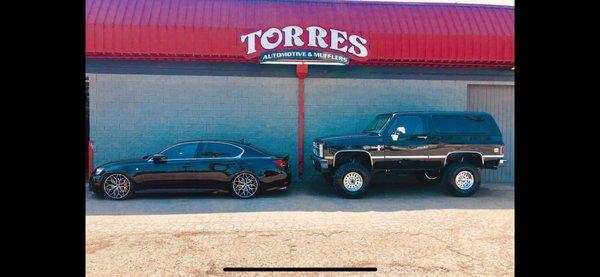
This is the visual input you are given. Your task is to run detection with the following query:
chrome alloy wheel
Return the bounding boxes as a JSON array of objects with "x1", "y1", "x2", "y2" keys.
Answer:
[
  {"x1": 455, "y1": 170, "x2": 474, "y2": 190},
  {"x1": 103, "y1": 173, "x2": 131, "y2": 199},
  {"x1": 343, "y1": 172, "x2": 363, "y2": 192},
  {"x1": 232, "y1": 173, "x2": 259, "y2": 198}
]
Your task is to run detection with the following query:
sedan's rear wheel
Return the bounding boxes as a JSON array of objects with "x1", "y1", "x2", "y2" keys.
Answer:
[
  {"x1": 102, "y1": 173, "x2": 133, "y2": 200},
  {"x1": 231, "y1": 173, "x2": 260, "y2": 199}
]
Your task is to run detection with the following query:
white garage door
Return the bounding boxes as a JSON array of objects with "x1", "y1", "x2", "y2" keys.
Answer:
[{"x1": 468, "y1": 84, "x2": 515, "y2": 183}]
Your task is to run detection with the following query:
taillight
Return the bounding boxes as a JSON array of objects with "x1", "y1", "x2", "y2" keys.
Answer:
[
  {"x1": 273, "y1": 159, "x2": 288, "y2": 167},
  {"x1": 499, "y1": 146, "x2": 505, "y2": 155}
]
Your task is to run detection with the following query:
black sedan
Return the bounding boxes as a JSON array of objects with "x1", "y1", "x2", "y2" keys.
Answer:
[{"x1": 89, "y1": 140, "x2": 290, "y2": 199}]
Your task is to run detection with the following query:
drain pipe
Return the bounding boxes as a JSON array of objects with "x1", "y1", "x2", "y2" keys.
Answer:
[{"x1": 296, "y1": 64, "x2": 308, "y2": 180}]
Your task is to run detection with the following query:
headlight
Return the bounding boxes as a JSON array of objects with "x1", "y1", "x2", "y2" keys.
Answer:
[
  {"x1": 313, "y1": 142, "x2": 324, "y2": 157},
  {"x1": 94, "y1": 167, "x2": 105, "y2": 175}
]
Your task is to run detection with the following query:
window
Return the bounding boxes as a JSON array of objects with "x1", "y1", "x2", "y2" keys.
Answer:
[
  {"x1": 161, "y1": 143, "x2": 198, "y2": 159},
  {"x1": 388, "y1": 115, "x2": 424, "y2": 136},
  {"x1": 431, "y1": 115, "x2": 499, "y2": 135},
  {"x1": 242, "y1": 145, "x2": 269, "y2": 157},
  {"x1": 363, "y1": 114, "x2": 392, "y2": 133},
  {"x1": 199, "y1": 143, "x2": 243, "y2": 158}
]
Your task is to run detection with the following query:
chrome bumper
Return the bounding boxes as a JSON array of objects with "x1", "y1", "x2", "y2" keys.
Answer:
[{"x1": 311, "y1": 154, "x2": 330, "y2": 173}]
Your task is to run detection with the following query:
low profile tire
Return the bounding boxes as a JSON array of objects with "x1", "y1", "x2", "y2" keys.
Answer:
[
  {"x1": 332, "y1": 162, "x2": 371, "y2": 198},
  {"x1": 231, "y1": 172, "x2": 260, "y2": 199},
  {"x1": 416, "y1": 170, "x2": 442, "y2": 185},
  {"x1": 102, "y1": 173, "x2": 134, "y2": 200},
  {"x1": 444, "y1": 163, "x2": 481, "y2": 197}
]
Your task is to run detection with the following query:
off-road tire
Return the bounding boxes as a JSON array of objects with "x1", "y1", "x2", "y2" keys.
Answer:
[
  {"x1": 443, "y1": 163, "x2": 481, "y2": 197},
  {"x1": 332, "y1": 162, "x2": 372, "y2": 198}
]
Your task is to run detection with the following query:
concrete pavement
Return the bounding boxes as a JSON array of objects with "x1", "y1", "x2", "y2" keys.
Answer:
[{"x1": 86, "y1": 181, "x2": 514, "y2": 276}]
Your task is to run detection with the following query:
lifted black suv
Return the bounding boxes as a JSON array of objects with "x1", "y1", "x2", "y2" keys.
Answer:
[{"x1": 311, "y1": 111, "x2": 507, "y2": 198}]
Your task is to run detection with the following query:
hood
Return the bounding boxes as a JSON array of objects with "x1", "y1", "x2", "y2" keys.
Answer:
[{"x1": 315, "y1": 133, "x2": 379, "y2": 146}]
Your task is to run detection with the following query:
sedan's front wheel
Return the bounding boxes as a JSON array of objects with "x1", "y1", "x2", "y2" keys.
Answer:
[
  {"x1": 102, "y1": 173, "x2": 134, "y2": 200},
  {"x1": 231, "y1": 172, "x2": 260, "y2": 199}
]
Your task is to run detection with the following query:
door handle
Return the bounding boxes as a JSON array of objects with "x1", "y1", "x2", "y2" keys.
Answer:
[{"x1": 417, "y1": 135, "x2": 428, "y2": 140}]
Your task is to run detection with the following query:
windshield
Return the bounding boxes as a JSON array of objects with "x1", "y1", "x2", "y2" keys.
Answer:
[{"x1": 362, "y1": 114, "x2": 392, "y2": 133}]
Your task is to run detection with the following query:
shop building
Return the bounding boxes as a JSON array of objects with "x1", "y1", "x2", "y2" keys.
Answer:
[{"x1": 86, "y1": 0, "x2": 514, "y2": 185}]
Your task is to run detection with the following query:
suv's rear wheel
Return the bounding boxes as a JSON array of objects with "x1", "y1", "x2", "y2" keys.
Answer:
[
  {"x1": 332, "y1": 162, "x2": 371, "y2": 198},
  {"x1": 444, "y1": 163, "x2": 481, "y2": 197}
]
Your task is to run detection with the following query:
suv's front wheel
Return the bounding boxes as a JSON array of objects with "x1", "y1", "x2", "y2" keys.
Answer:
[
  {"x1": 332, "y1": 162, "x2": 371, "y2": 198},
  {"x1": 444, "y1": 163, "x2": 481, "y2": 197}
]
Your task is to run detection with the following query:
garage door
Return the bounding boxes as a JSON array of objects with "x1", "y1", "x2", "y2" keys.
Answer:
[{"x1": 467, "y1": 84, "x2": 514, "y2": 183}]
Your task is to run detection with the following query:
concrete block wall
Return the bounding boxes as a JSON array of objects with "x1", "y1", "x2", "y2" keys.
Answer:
[
  {"x1": 87, "y1": 61, "x2": 514, "y2": 188},
  {"x1": 302, "y1": 78, "x2": 466, "y2": 185},
  {"x1": 89, "y1": 74, "x2": 300, "y2": 179}
]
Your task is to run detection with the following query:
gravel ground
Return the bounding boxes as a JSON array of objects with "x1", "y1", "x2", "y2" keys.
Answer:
[{"x1": 86, "y1": 182, "x2": 514, "y2": 276}]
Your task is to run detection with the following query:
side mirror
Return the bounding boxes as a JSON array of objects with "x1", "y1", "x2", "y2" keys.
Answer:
[
  {"x1": 396, "y1": 126, "x2": 406, "y2": 135},
  {"x1": 391, "y1": 126, "x2": 405, "y2": 141},
  {"x1": 152, "y1": 153, "x2": 166, "y2": 163}
]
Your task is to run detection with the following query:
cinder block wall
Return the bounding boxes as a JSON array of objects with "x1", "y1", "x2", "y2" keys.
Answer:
[
  {"x1": 89, "y1": 75, "x2": 465, "y2": 187},
  {"x1": 88, "y1": 74, "x2": 299, "y2": 178},
  {"x1": 303, "y1": 79, "x2": 465, "y2": 185},
  {"x1": 87, "y1": 61, "x2": 514, "y2": 187}
]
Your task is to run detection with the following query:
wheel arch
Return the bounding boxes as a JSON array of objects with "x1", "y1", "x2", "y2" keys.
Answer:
[
  {"x1": 333, "y1": 150, "x2": 373, "y2": 170},
  {"x1": 100, "y1": 171, "x2": 137, "y2": 186},
  {"x1": 445, "y1": 151, "x2": 484, "y2": 168},
  {"x1": 229, "y1": 169, "x2": 261, "y2": 183}
]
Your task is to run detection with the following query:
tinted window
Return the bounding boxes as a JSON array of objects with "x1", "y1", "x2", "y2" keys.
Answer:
[
  {"x1": 161, "y1": 143, "x2": 198, "y2": 159},
  {"x1": 388, "y1": 115, "x2": 424, "y2": 136},
  {"x1": 242, "y1": 145, "x2": 269, "y2": 157},
  {"x1": 431, "y1": 114, "x2": 499, "y2": 134},
  {"x1": 199, "y1": 143, "x2": 243, "y2": 158},
  {"x1": 363, "y1": 114, "x2": 392, "y2": 133}
]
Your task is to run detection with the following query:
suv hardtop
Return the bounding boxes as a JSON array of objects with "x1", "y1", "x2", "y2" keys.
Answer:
[{"x1": 311, "y1": 111, "x2": 507, "y2": 198}]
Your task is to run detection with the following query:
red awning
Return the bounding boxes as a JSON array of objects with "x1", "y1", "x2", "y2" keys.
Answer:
[{"x1": 86, "y1": 0, "x2": 514, "y2": 68}]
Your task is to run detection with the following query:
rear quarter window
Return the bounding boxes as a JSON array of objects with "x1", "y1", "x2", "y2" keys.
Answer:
[
  {"x1": 242, "y1": 146, "x2": 269, "y2": 157},
  {"x1": 431, "y1": 114, "x2": 501, "y2": 135}
]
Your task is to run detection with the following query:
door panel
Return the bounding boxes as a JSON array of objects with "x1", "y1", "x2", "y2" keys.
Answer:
[
  {"x1": 468, "y1": 84, "x2": 514, "y2": 183},
  {"x1": 135, "y1": 160, "x2": 195, "y2": 189},
  {"x1": 383, "y1": 136, "x2": 430, "y2": 169},
  {"x1": 187, "y1": 159, "x2": 239, "y2": 189},
  {"x1": 382, "y1": 115, "x2": 430, "y2": 170},
  {"x1": 187, "y1": 142, "x2": 245, "y2": 189}
]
